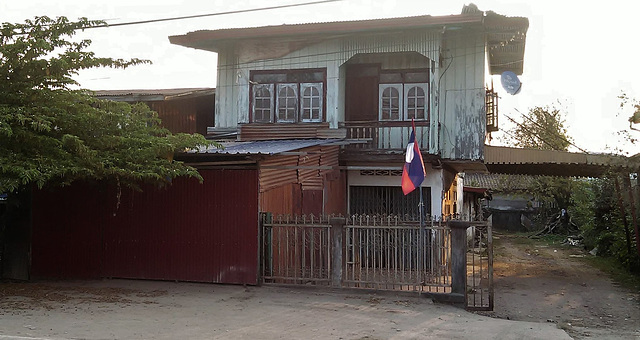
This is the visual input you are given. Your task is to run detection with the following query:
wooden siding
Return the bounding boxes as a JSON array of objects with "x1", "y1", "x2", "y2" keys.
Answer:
[{"x1": 438, "y1": 31, "x2": 486, "y2": 161}]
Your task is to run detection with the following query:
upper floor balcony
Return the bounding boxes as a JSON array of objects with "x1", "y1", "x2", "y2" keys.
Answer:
[{"x1": 340, "y1": 120, "x2": 431, "y2": 152}]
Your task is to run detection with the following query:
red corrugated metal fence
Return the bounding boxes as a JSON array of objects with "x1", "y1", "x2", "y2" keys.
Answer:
[{"x1": 31, "y1": 169, "x2": 259, "y2": 284}]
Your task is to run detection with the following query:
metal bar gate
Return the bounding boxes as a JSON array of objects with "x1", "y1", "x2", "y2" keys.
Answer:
[{"x1": 261, "y1": 214, "x2": 493, "y2": 310}]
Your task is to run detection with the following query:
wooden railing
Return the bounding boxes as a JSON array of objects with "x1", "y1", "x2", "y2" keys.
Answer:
[{"x1": 340, "y1": 121, "x2": 431, "y2": 151}]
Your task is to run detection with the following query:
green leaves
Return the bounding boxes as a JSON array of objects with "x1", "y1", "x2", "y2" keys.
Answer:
[
  {"x1": 506, "y1": 105, "x2": 572, "y2": 151},
  {"x1": 0, "y1": 16, "x2": 211, "y2": 194}
]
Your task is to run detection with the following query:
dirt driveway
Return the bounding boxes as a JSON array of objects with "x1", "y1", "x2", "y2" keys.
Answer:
[
  {"x1": 0, "y1": 279, "x2": 570, "y2": 340},
  {"x1": 478, "y1": 233, "x2": 640, "y2": 339}
]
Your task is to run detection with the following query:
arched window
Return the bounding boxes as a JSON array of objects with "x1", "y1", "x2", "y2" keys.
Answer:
[
  {"x1": 253, "y1": 84, "x2": 273, "y2": 122},
  {"x1": 379, "y1": 85, "x2": 402, "y2": 120},
  {"x1": 277, "y1": 84, "x2": 298, "y2": 122},
  {"x1": 300, "y1": 83, "x2": 323, "y2": 122},
  {"x1": 406, "y1": 85, "x2": 426, "y2": 120}
]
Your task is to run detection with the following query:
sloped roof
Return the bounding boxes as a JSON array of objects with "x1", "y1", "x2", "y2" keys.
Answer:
[
  {"x1": 94, "y1": 88, "x2": 215, "y2": 102},
  {"x1": 464, "y1": 173, "x2": 535, "y2": 191},
  {"x1": 169, "y1": 11, "x2": 527, "y2": 74},
  {"x1": 484, "y1": 145, "x2": 631, "y2": 177}
]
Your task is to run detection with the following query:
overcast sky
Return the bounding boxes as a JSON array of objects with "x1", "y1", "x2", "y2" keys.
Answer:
[{"x1": 2, "y1": 0, "x2": 639, "y2": 155}]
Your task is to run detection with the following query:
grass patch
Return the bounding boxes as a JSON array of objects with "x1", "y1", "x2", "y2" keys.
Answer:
[{"x1": 581, "y1": 255, "x2": 640, "y2": 292}]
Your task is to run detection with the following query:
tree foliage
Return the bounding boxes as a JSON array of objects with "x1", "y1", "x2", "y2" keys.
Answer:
[
  {"x1": 0, "y1": 16, "x2": 210, "y2": 193},
  {"x1": 506, "y1": 105, "x2": 572, "y2": 151}
]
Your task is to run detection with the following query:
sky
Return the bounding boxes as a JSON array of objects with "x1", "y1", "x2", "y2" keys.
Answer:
[{"x1": 1, "y1": 0, "x2": 639, "y2": 155}]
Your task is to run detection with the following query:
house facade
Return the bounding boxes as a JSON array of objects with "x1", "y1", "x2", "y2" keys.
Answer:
[{"x1": 170, "y1": 6, "x2": 528, "y2": 220}]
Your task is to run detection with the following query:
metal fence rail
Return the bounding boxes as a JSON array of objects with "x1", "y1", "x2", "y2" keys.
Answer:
[
  {"x1": 260, "y1": 214, "x2": 492, "y2": 310},
  {"x1": 466, "y1": 223, "x2": 493, "y2": 310},
  {"x1": 262, "y1": 214, "x2": 332, "y2": 285},
  {"x1": 343, "y1": 215, "x2": 451, "y2": 293}
]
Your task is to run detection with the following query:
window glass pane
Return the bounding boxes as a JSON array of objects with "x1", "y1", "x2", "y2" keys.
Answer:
[
  {"x1": 406, "y1": 85, "x2": 426, "y2": 120},
  {"x1": 288, "y1": 71, "x2": 324, "y2": 83},
  {"x1": 253, "y1": 73, "x2": 287, "y2": 83},
  {"x1": 405, "y1": 72, "x2": 428, "y2": 83},
  {"x1": 301, "y1": 83, "x2": 323, "y2": 122},
  {"x1": 380, "y1": 73, "x2": 402, "y2": 83},
  {"x1": 253, "y1": 84, "x2": 272, "y2": 122},
  {"x1": 380, "y1": 86, "x2": 400, "y2": 120},
  {"x1": 277, "y1": 84, "x2": 297, "y2": 122}
]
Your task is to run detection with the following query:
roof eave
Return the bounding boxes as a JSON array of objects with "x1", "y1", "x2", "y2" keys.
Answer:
[{"x1": 169, "y1": 13, "x2": 484, "y2": 53}]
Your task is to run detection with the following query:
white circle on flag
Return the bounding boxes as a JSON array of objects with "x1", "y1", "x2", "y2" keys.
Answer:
[{"x1": 405, "y1": 142, "x2": 414, "y2": 163}]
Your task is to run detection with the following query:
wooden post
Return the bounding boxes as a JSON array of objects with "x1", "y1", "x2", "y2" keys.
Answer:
[
  {"x1": 448, "y1": 220, "x2": 469, "y2": 295},
  {"x1": 329, "y1": 216, "x2": 345, "y2": 287}
]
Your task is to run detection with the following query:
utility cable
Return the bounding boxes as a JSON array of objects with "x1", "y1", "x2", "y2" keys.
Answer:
[{"x1": 86, "y1": 0, "x2": 343, "y2": 29}]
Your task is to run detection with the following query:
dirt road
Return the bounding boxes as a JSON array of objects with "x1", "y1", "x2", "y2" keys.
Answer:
[
  {"x1": 0, "y1": 279, "x2": 571, "y2": 340},
  {"x1": 479, "y1": 233, "x2": 640, "y2": 339}
]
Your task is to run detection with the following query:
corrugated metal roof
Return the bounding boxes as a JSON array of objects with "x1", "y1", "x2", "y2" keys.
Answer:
[
  {"x1": 169, "y1": 13, "x2": 484, "y2": 52},
  {"x1": 196, "y1": 139, "x2": 340, "y2": 155},
  {"x1": 484, "y1": 145, "x2": 631, "y2": 177},
  {"x1": 464, "y1": 173, "x2": 535, "y2": 190},
  {"x1": 94, "y1": 88, "x2": 215, "y2": 101}
]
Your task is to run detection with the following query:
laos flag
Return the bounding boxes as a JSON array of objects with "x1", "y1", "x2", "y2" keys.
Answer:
[{"x1": 401, "y1": 119, "x2": 426, "y2": 195}]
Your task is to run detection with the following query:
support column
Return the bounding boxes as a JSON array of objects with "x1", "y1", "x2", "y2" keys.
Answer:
[
  {"x1": 329, "y1": 217, "x2": 346, "y2": 287},
  {"x1": 448, "y1": 220, "x2": 469, "y2": 295}
]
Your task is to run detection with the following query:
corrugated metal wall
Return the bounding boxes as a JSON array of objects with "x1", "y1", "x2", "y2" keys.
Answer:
[
  {"x1": 148, "y1": 95, "x2": 214, "y2": 136},
  {"x1": 258, "y1": 146, "x2": 344, "y2": 216},
  {"x1": 31, "y1": 169, "x2": 259, "y2": 284}
]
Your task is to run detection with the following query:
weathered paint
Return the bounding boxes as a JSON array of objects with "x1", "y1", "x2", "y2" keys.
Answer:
[
  {"x1": 215, "y1": 30, "x2": 441, "y2": 132},
  {"x1": 438, "y1": 31, "x2": 486, "y2": 161},
  {"x1": 31, "y1": 170, "x2": 259, "y2": 284}
]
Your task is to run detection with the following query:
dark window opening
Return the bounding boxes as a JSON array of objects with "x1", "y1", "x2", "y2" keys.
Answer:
[{"x1": 349, "y1": 186, "x2": 431, "y2": 221}]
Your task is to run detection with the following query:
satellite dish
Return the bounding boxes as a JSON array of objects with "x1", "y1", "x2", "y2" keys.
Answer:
[{"x1": 501, "y1": 71, "x2": 522, "y2": 95}]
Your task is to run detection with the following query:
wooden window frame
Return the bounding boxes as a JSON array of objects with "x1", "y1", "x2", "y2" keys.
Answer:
[
  {"x1": 377, "y1": 68, "x2": 430, "y2": 122},
  {"x1": 300, "y1": 83, "x2": 323, "y2": 122},
  {"x1": 252, "y1": 83, "x2": 274, "y2": 123},
  {"x1": 249, "y1": 69, "x2": 327, "y2": 123}
]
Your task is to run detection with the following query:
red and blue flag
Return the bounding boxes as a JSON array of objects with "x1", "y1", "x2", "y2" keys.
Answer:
[{"x1": 401, "y1": 119, "x2": 426, "y2": 195}]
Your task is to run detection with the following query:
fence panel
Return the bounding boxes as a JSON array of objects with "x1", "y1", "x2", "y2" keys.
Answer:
[
  {"x1": 466, "y1": 222, "x2": 493, "y2": 310},
  {"x1": 343, "y1": 215, "x2": 452, "y2": 293},
  {"x1": 262, "y1": 214, "x2": 332, "y2": 285}
]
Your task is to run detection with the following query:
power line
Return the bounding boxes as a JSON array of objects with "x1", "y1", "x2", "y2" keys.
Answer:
[
  {"x1": 503, "y1": 113, "x2": 588, "y2": 153},
  {"x1": 87, "y1": 0, "x2": 342, "y2": 29},
  {"x1": 513, "y1": 108, "x2": 589, "y2": 153}
]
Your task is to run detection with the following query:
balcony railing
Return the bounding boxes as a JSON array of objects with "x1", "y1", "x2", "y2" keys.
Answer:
[{"x1": 340, "y1": 121, "x2": 431, "y2": 151}]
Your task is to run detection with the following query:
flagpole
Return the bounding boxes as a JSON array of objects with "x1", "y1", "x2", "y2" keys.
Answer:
[{"x1": 419, "y1": 183, "x2": 424, "y2": 285}]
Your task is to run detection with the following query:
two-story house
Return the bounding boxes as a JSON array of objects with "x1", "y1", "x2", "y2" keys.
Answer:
[{"x1": 170, "y1": 5, "x2": 527, "y2": 221}]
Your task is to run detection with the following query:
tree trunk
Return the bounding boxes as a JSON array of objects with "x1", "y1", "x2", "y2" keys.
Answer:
[
  {"x1": 614, "y1": 176, "x2": 632, "y2": 254},
  {"x1": 624, "y1": 175, "x2": 640, "y2": 257}
]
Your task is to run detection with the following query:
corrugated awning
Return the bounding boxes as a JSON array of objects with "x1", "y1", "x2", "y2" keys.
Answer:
[
  {"x1": 194, "y1": 139, "x2": 342, "y2": 155},
  {"x1": 484, "y1": 145, "x2": 633, "y2": 177}
]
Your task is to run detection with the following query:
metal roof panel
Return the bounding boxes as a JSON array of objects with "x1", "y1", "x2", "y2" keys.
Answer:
[{"x1": 196, "y1": 139, "x2": 339, "y2": 155}]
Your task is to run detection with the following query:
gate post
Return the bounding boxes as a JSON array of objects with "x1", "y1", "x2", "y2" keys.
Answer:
[
  {"x1": 448, "y1": 220, "x2": 468, "y2": 296},
  {"x1": 329, "y1": 217, "x2": 345, "y2": 287}
]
